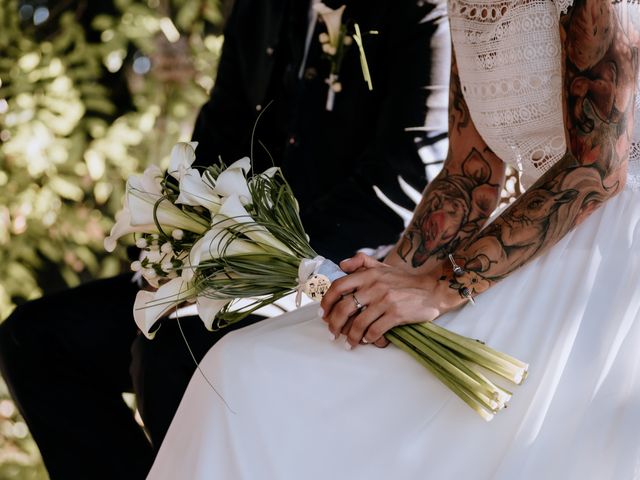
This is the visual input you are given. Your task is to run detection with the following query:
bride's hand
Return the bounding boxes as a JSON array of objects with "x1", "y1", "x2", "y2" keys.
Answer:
[{"x1": 320, "y1": 253, "x2": 462, "y2": 349}]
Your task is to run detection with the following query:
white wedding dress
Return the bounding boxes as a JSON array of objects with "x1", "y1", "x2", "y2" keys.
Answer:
[{"x1": 148, "y1": 1, "x2": 640, "y2": 479}]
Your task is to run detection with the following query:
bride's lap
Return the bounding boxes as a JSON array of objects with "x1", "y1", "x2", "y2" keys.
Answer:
[{"x1": 154, "y1": 191, "x2": 640, "y2": 479}]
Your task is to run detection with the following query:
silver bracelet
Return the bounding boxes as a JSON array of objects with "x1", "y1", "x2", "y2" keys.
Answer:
[{"x1": 448, "y1": 254, "x2": 476, "y2": 306}]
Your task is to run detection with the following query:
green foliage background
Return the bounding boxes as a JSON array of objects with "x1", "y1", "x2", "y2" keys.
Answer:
[{"x1": 0, "y1": 0, "x2": 225, "y2": 476}]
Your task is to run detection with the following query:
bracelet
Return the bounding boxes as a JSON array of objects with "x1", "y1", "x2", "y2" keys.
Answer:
[{"x1": 447, "y1": 254, "x2": 476, "y2": 306}]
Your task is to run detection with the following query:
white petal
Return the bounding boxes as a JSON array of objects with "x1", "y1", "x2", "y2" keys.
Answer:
[
  {"x1": 133, "y1": 278, "x2": 194, "y2": 339},
  {"x1": 127, "y1": 187, "x2": 208, "y2": 234},
  {"x1": 313, "y1": 3, "x2": 346, "y2": 47},
  {"x1": 183, "y1": 225, "x2": 265, "y2": 281},
  {"x1": 197, "y1": 296, "x2": 231, "y2": 331},
  {"x1": 227, "y1": 156, "x2": 251, "y2": 173},
  {"x1": 176, "y1": 168, "x2": 221, "y2": 212},
  {"x1": 139, "y1": 165, "x2": 164, "y2": 195},
  {"x1": 104, "y1": 204, "x2": 158, "y2": 252},
  {"x1": 249, "y1": 166, "x2": 280, "y2": 185},
  {"x1": 261, "y1": 166, "x2": 280, "y2": 178},
  {"x1": 168, "y1": 142, "x2": 198, "y2": 180},
  {"x1": 212, "y1": 167, "x2": 251, "y2": 203},
  {"x1": 218, "y1": 195, "x2": 293, "y2": 254}
]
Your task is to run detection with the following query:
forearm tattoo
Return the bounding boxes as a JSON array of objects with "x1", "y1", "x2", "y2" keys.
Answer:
[
  {"x1": 447, "y1": 0, "x2": 639, "y2": 300},
  {"x1": 396, "y1": 56, "x2": 503, "y2": 268}
]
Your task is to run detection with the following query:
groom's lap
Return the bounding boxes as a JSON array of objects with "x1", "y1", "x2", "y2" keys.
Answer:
[
  {"x1": 0, "y1": 271, "x2": 266, "y2": 474},
  {"x1": 0, "y1": 273, "x2": 154, "y2": 479}
]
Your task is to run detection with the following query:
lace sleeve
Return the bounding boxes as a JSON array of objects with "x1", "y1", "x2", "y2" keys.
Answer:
[{"x1": 554, "y1": 0, "x2": 574, "y2": 16}]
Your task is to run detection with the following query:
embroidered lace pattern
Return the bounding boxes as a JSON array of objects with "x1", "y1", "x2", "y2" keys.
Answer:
[
  {"x1": 448, "y1": 0, "x2": 640, "y2": 191},
  {"x1": 628, "y1": 91, "x2": 640, "y2": 191}
]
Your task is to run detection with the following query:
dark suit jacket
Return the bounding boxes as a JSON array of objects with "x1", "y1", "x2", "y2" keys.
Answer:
[{"x1": 191, "y1": 0, "x2": 450, "y2": 261}]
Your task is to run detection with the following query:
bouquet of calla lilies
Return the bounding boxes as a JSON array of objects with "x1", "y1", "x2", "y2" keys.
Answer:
[{"x1": 106, "y1": 142, "x2": 528, "y2": 421}]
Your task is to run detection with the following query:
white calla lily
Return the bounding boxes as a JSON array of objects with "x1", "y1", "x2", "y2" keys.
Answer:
[
  {"x1": 212, "y1": 157, "x2": 252, "y2": 203},
  {"x1": 182, "y1": 224, "x2": 266, "y2": 281},
  {"x1": 104, "y1": 200, "x2": 159, "y2": 252},
  {"x1": 218, "y1": 195, "x2": 293, "y2": 254},
  {"x1": 132, "y1": 164, "x2": 164, "y2": 196},
  {"x1": 176, "y1": 168, "x2": 222, "y2": 212},
  {"x1": 127, "y1": 178, "x2": 208, "y2": 235},
  {"x1": 249, "y1": 166, "x2": 280, "y2": 184},
  {"x1": 313, "y1": 2, "x2": 346, "y2": 48},
  {"x1": 227, "y1": 157, "x2": 251, "y2": 172},
  {"x1": 133, "y1": 278, "x2": 195, "y2": 339},
  {"x1": 196, "y1": 295, "x2": 231, "y2": 331},
  {"x1": 168, "y1": 141, "x2": 198, "y2": 181}
]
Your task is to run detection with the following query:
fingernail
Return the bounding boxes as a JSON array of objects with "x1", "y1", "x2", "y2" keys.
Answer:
[
  {"x1": 317, "y1": 307, "x2": 325, "y2": 318},
  {"x1": 328, "y1": 331, "x2": 338, "y2": 341},
  {"x1": 344, "y1": 341, "x2": 352, "y2": 351},
  {"x1": 362, "y1": 338, "x2": 369, "y2": 344}
]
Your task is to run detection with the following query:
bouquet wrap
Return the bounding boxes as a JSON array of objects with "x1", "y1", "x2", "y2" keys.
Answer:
[{"x1": 296, "y1": 256, "x2": 346, "y2": 305}]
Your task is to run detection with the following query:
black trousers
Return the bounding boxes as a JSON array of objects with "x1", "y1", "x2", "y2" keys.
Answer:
[{"x1": 0, "y1": 273, "x2": 261, "y2": 479}]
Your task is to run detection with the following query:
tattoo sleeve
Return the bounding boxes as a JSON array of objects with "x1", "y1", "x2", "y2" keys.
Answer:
[
  {"x1": 388, "y1": 51, "x2": 506, "y2": 272},
  {"x1": 445, "y1": 0, "x2": 639, "y2": 301}
]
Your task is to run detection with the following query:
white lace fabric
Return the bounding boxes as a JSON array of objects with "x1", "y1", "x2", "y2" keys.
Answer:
[{"x1": 448, "y1": 0, "x2": 640, "y2": 191}]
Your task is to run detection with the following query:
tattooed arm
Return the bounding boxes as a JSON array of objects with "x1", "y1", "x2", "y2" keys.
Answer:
[
  {"x1": 320, "y1": 52, "x2": 506, "y2": 346},
  {"x1": 384, "y1": 52, "x2": 506, "y2": 273},
  {"x1": 321, "y1": 1, "x2": 639, "y2": 349},
  {"x1": 443, "y1": 0, "x2": 639, "y2": 302}
]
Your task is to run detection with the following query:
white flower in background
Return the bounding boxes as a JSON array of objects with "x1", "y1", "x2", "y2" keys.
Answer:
[
  {"x1": 197, "y1": 295, "x2": 231, "y2": 331},
  {"x1": 133, "y1": 277, "x2": 195, "y2": 339},
  {"x1": 175, "y1": 168, "x2": 222, "y2": 212},
  {"x1": 313, "y1": 2, "x2": 346, "y2": 49},
  {"x1": 168, "y1": 141, "x2": 199, "y2": 181},
  {"x1": 211, "y1": 157, "x2": 252, "y2": 204}
]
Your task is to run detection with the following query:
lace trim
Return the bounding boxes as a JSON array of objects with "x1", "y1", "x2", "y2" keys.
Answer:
[
  {"x1": 449, "y1": 0, "x2": 574, "y2": 22},
  {"x1": 627, "y1": 83, "x2": 640, "y2": 191},
  {"x1": 448, "y1": 0, "x2": 640, "y2": 190},
  {"x1": 449, "y1": 0, "x2": 514, "y2": 22},
  {"x1": 554, "y1": 0, "x2": 574, "y2": 16}
]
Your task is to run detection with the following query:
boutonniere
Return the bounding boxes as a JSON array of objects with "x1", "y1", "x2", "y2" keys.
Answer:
[{"x1": 313, "y1": 2, "x2": 376, "y2": 111}]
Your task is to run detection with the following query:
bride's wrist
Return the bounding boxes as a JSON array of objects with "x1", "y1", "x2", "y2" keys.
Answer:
[{"x1": 423, "y1": 261, "x2": 472, "y2": 312}]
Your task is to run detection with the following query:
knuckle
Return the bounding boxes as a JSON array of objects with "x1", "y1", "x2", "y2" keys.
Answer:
[
  {"x1": 381, "y1": 290, "x2": 394, "y2": 304},
  {"x1": 351, "y1": 317, "x2": 366, "y2": 337},
  {"x1": 368, "y1": 324, "x2": 383, "y2": 341}
]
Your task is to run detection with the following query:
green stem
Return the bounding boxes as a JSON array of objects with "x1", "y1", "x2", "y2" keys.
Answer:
[{"x1": 386, "y1": 332, "x2": 495, "y2": 421}]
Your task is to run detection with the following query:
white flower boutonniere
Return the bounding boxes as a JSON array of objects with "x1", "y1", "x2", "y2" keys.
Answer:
[{"x1": 313, "y1": 2, "x2": 376, "y2": 111}]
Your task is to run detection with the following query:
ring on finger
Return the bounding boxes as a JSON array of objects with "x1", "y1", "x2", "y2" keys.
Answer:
[{"x1": 352, "y1": 293, "x2": 364, "y2": 310}]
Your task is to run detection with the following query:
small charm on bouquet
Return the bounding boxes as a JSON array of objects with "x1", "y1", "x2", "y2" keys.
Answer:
[{"x1": 296, "y1": 256, "x2": 345, "y2": 305}]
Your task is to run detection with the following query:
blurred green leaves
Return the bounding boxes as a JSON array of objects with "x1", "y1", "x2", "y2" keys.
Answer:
[
  {"x1": 0, "y1": 0, "x2": 223, "y2": 317},
  {"x1": 0, "y1": 0, "x2": 224, "y2": 476}
]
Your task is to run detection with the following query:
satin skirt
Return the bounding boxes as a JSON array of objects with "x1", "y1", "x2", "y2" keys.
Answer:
[{"x1": 148, "y1": 188, "x2": 640, "y2": 480}]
